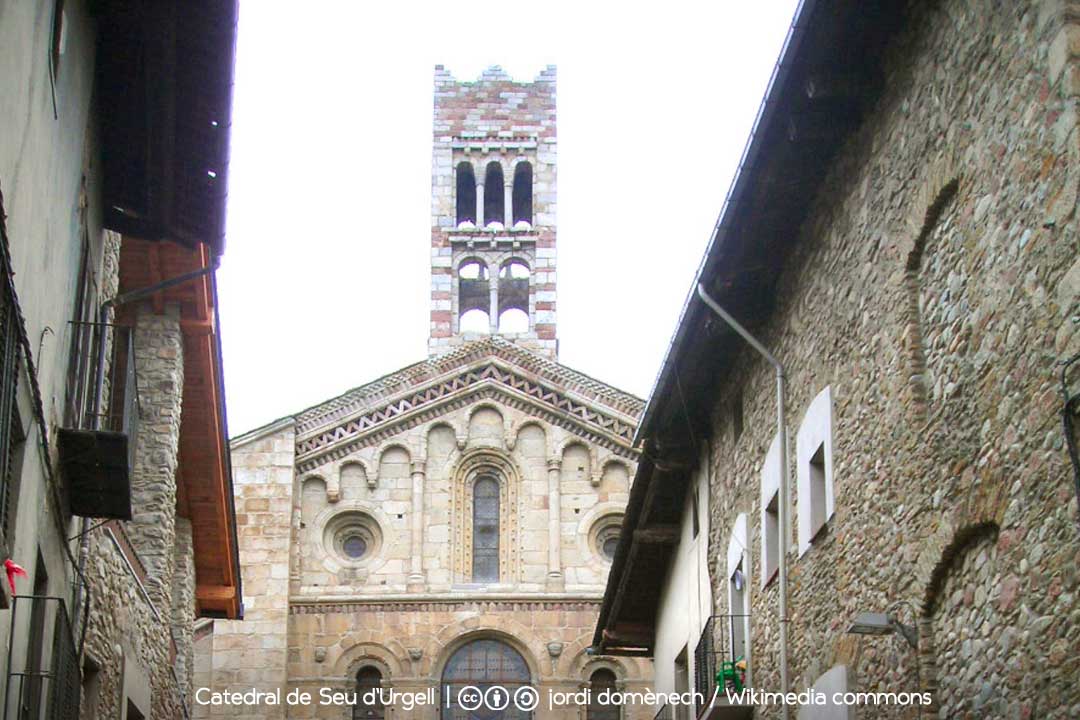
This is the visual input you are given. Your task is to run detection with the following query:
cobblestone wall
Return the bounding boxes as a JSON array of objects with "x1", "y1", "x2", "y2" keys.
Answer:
[{"x1": 703, "y1": 0, "x2": 1080, "y2": 718}]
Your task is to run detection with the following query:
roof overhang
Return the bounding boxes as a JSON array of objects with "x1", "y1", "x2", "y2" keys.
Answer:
[
  {"x1": 96, "y1": 0, "x2": 238, "y2": 256},
  {"x1": 593, "y1": 0, "x2": 908, "y2": 655},
  {"x1": 118, "y1": 237, "x2": 242, "y2": 619}
]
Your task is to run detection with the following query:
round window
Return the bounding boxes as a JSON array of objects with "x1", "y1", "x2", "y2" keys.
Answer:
[
  {"x1": 323, "y1": 511, "x2": 382, "y2": 566},
  {"x1": 590, "y1": 514, "x2": 624, "y2": 564},
  {"x1": 342, "y1": 535, "x2": 368, "y2": 559},
  {"x1": 601, "y1": 534, "x2": 619, "y2": 561}
]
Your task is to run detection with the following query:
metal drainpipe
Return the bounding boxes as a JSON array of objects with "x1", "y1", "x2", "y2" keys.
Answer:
[
  {"x1": 72, "y1": 258, "x2": 221, "y2": 635},
  {"x1": 697, "y1": 283, "x2": 790, "y2": 719}
]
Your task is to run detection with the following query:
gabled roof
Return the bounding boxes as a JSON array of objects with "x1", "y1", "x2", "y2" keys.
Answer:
[{"x1": 237, "y1": 338, "x2": 644, "y2": 472}]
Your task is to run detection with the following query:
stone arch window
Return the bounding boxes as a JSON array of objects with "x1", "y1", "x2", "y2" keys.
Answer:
[
  {"x1": 484, "y1": 162, "x2": 505, "y2": 228},
  {"x1": 456, "y1": 162, "x2": 476, "y2": 227},
  {"x1": 458, "y1": 259, "x2": 490, "y2": 334},
  {"x1": 472, "y1": 476, "x2": 500, "y2": 582},
  {"x1": 588, "y1": 669, "x2": 619, "y2": 720},
  {"x1": 497, "y1": 258, "x2": 530, "y2": 333},
  {"x1": 442, "y1": 639, "x2": 532, "y2": 720},
  {"x1": 451, "y1": 452, "x2": 520, "y2": 583},
  {"x1": 353, "y1": 666, "x2": 386, "y2": 720},
  {"x1": 512, "y1": 162, "x2": 532, "y2": 226}
]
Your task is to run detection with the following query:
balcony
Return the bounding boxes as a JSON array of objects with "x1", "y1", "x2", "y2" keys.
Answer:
[
  {"x1": 694, "y1": 616, "x2": 754, "y2": 720},
  {"x1": 57, "y1": 325, "x2": 139, "y2": 520},
  {"x1": 3, "y1": 595, "x2": 81, "y2": 720}
]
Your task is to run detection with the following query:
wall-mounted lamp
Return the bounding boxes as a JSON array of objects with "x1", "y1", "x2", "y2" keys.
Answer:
[{"x1": 847, "y1": 611, "x2": 919, "y2": 649}]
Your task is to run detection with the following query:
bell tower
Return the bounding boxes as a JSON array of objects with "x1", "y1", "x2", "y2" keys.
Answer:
[{"x1": 428, "y1": 65, "x2": 558, "y2": 359}]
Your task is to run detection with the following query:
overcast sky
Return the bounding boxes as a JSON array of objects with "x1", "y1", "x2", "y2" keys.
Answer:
[{"x1": 217, "y1": 0, "x2": 801, "y2": 436}]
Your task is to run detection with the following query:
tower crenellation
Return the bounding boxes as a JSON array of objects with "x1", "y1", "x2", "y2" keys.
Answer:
[{"x1": 429, "y1": 65, "x2": 558, "y2": 359}]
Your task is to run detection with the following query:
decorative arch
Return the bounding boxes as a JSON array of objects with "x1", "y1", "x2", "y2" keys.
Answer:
[
  {"x1": 466, "y1": 402, "x2": 509, "y2": 448},
  {"x1": 558, "y1": 439, "x2": 599, "y2": 486},
  {"x1": 433, "y1": 628, "x2": 541, "y2": 683},
  {"x1": 900, "y1": 163, "x2": 961, "y2": 420},
  {"x1": 334, "y1": 637, "x2": 406, "y2": 679},
  {"x1": 506, "y1": 419, "x2": 547, "y2": 451},
  {"x1": 449, "y1": 450, "x2": 522, "y2": 583}
]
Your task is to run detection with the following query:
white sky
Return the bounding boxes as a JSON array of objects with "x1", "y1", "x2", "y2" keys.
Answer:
[{"x1": 217, "y1": 0, "x2": 801, "y2": 436}]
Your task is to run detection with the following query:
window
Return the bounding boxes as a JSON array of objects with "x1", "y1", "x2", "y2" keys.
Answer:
[
  {"x1": 590, "y1": 514, "x2": 623, "y2": 563},
  {"x1": 588, "y1": 669, "x2": 619, "y2": 720},
  {"x1": 512, "y1": 162, "x2": 533, "y2": 225},
  {"x1": 456, "y1": 162, "x2": 476, "y2": 226},
  {"x1": 0, "y1": 238, "x2": 24, "y2": 562},
  {"x1": 691, "y1": 484, "x2": 700, "y2": 539},
  {"x1": 796, "y1": 386, "x2": 834, "y2": 556},
  {"x1": 20, "y1": 556, "x2": 49, "y2": 720},
  {"x1": 65, "y1": 235, "x2": 101, "y2": 431},
  {"x1": 726, "y1": 514, "x2": 751, "y2": 682},
  {"x1": 354, "y1": 667, "x2": 385, "y2": 720},
  {"x1": 673, "y1": 648, "x2": 690, "y2": 720},
  {"x1": 50, "y1": 0, "x2": 66, "y2": 79},
  {"x1": 458, "y1": 260, "x2": 490, "y2": 334},
  {"x1": 759, "y1": 433, "x2": 781, "y2": 587},
  {"x1": 324, "y1": 511, "x2": 382, "y2": 566},
  {"x1": 472, "y1": 477, "x2": 500, "y2": 582},
  {"x1": 442, "y1": 639, "x2": 531, "y2": 720},
  {"x1": 483, "y1": 162, "x2": 505, "y2": 227},
  {"x1": 125, "y1": 701, "x2": 145, "y2": 720}
]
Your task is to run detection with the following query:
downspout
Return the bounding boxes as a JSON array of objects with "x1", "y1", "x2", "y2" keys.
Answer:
[
  {"x1": 73, "y1": 258, "x2": 221, "y2": 635},
  {"x1": 696, "y1": 284, "x2": 790, "y2": 720}
]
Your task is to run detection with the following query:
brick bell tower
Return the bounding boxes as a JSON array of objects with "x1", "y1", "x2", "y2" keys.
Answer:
[{"x1": 428, "y1": 65, "x2": 558, "y2": 360}]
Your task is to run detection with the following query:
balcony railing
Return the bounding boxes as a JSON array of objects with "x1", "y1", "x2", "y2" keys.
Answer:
[
  {"x1": 3, "y1": 595, "x2": 81, "y2": 720},
  {"x1": 694, "y1": 615, "x2": 752, "y2": 718}
]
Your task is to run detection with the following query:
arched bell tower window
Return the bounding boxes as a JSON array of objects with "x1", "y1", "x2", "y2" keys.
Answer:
[
  {"x1": 512, "y1": 162, "x2": 532, "y2": 225},
  {"x1": 456, "y1": 162, "x2": 476, "y2": 226},
  {"x1": 472, "y1": 476, "x2": 500, "y2": 582},
  {"x1": 484, "y1": 162, "x2": 505, "y2": 228},
  {"x1": 458, "y1": 260, "x2": 491, "y2": 334},
  {"x1": 588, "y1": 669, "x2": 620, "y2": 720},
  {"x1": 354, "y1": 667, "x2": 385, "y2": 720}
]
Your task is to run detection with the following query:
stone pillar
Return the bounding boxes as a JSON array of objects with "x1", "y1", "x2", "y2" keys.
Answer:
[
  {"x1": 408, "y1": 459, "x2": 426, "y2": 591},
  {"x1": 489, "y1": 273, "x2": 500, "y2": 334},
  {"x1": 504, "y1": 179, "x2": 513, "y2": 226},
  {"x1": 546, "y1": 458, "x2": 564, "y2": 589},
  {"x1": 476, "y1": 181, "x2": 485, "y2": 227},
  {"x1": 171, "y1": 517, "x2": 196, "y2": 706},
  {"x1": 128, "y1": 304, "x2": 184, "y2": 609}
]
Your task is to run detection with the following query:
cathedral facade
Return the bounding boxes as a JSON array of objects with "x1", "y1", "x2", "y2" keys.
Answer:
[{"x1": 193, "y1": 67, "x2": 653, "y2": 720}]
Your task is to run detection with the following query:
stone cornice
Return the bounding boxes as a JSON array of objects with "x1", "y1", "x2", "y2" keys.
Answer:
[{"x1": 290, "y1": 594, "x2": 603, "y2": 615}]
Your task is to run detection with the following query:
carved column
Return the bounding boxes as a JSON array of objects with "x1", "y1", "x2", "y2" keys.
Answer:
[
  {"x1": 504, "y1": 178, "x2": 513, "y2": 226},
  {"x1": 476, "y1": 181, "x2": 485, "y2": 227},
  {"x1": 547, "y1": 457, "x2": 564, "y2": 589},
  {"x1": 489, "y1": 268, "x2": 500, "y2": 334},
  {"x1": 408, "y1": 459, "x2": 426, "y2": 591}
]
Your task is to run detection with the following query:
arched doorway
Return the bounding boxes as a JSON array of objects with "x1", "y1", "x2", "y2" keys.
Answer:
[{"x1": 441, "y1": 638, "x2": 533, "y2": 720}]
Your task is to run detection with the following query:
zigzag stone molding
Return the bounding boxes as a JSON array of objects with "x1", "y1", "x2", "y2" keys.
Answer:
[{"x1": 295, "y1": 361, "x2": 640, "y2": 473}]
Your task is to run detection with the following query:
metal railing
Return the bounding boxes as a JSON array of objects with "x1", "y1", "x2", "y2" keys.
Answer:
[
  {"x1": 694, "y1": 615, "x2": 751, "y2": 715},
  {"x1": 3, "y1": 595, "x2": 81, "y2": 720}
]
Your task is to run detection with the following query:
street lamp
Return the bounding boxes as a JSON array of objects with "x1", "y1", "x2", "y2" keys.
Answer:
[{"x1": 847, "y1": 611, "x2": 919, "y2": 649}]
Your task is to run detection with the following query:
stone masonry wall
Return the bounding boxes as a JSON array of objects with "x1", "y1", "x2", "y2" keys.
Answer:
[
  {"x1": 127, "y1": 304, "x2": 184, "y2": 607},
  {"x1": 82, "y1": 302, "x2": 189, "y2": 718},
  {"x1": 173, "y1": 516, "x2": 197, "y2": 706},
  {"x1": 429, "y1": 66, "x2": 558, "y2": 359},
  {"x1": 194, "y1": 423, "x2": 296, "y2": 720},
  {"x1": 702, "y1": 0, "x2": 1080, "y2": 718}
]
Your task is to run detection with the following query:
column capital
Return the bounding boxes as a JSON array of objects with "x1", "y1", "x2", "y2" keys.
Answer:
[
  {"x1": 410, "y1": 460, "x2": 427, "y2": 475},
  {"x1": 547, "y1": 458, "x2": 562, "y2": 472}
]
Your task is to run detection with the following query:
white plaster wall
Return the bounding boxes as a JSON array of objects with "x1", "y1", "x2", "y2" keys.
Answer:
[{"x1": 653, "y1": 458, "x2": 713, "y2": 700}]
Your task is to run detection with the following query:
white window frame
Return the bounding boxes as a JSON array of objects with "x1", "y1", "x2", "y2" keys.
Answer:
[
  {"x1": 797, "y1": 386, "x2": 835, "y2": 556},
  {"x1": 759, "y1": 432, "x2": 781, "y2": 587},
  {"x1": 725, "y1": 513, "x2": 751, "y2": 685}
]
